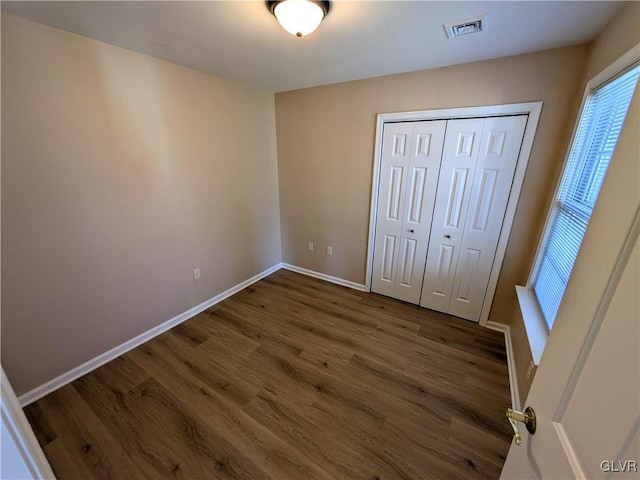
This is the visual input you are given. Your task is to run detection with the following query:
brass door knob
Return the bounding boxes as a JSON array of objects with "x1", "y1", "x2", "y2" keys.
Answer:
[{"x1": 506, "y1": 406, "x2": 536, "y2": 446}]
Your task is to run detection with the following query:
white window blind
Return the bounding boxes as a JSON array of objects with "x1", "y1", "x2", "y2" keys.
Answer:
[{"x1": 533, "y1": 63, "x2": 640, "y2": 330}]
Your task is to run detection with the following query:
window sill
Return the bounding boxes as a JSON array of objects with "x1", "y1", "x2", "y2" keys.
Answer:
[{"x1": 515, "y1": 285, "x2": 548, "y2": 366}]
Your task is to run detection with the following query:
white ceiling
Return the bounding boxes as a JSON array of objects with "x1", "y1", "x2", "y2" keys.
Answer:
[{"x1": 2, "y1": 1, "x2": 625, "y2": 92}]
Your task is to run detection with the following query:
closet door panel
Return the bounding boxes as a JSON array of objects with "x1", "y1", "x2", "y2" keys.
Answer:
[
  {"x1": 449, "y1": 115, "x2": 528, "y2": 320},
  {"x1": 420, "y1": 119, "x2": 484, "y2": 312},
  {"x1": 371, "y1": 123, "x2": 412, "y2": 298},
  {"x1": 394, "y1": 121, "x2": 446, "y2": 303}
]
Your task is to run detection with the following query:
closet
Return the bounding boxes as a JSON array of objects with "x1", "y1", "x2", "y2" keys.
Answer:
[{"x1": 371, "y1": 115, "x2": 528, "y2": 322}]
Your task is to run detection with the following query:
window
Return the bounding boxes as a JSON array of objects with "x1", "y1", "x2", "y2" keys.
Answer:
[{"x1": 532, "y1": 63, "x2": 640, "y2": 330}]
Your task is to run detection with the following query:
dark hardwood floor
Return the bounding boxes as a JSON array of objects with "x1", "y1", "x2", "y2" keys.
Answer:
[{"x1": 24, "y1": 269, "x2": 513, "y2": 479}]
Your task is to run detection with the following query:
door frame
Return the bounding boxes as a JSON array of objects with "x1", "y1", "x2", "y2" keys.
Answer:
[
  {"x1": 365, "y1": 102, "x2": 543, "y2": 326},
  {"x1": 1, "y1": 365, "x2": 56, "y2": 479}
]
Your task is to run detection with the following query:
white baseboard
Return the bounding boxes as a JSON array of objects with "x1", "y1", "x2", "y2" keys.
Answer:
[
  {"x1": 486, "y1": 321, "x2": 521, "y2": 411},
  {"x1": 280, "y1": 263, "x2": 366, "y2": 291},
  {"x1": 18, "y1": 263, "x2": 282, "y2": 407}
]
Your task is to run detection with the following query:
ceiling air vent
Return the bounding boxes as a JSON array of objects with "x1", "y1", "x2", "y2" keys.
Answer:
[{"x1": 443, "y1": 14, "x2": 488, "y2": 39}]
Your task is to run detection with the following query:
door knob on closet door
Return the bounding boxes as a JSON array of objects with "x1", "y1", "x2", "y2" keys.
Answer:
[
  {"x1": 444, "y1": 234, "x2": 451, "y2": 238},
  {"x1": 408, "y1": 229, "x2": 415, "y2": 233}
]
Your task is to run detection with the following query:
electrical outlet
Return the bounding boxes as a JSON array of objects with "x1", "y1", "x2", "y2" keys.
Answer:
[
  {"x1": 327, "y1": 246, "x2": 333, "y2": 255},
  {"x1": 193, "y1": 268, "x2": 201, "y2": 280},
  {"x1": 526, "y1": 360, "x2": 535, "y2": 380},
  {"x1": 308, "y1": 241, "x2": 314, "y2": 251}
]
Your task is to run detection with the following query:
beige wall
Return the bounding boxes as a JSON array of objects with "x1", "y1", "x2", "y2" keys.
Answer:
[
  {"x1": 1, "y1": 14, "x2": 282, "y2": 395},
  {"x1": 509, "y1": 1, "x2": 640, "y2": 404},
  {"x1": 584, "y1": 1, "x2": 640, "y2": 82},
  {"x1": 275, "y1": 46, "x2": 589, "y2": 324}
]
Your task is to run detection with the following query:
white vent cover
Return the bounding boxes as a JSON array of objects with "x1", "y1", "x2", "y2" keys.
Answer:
[{"x1": 443, "y1": 14, "x2": 488, "y2": 39}]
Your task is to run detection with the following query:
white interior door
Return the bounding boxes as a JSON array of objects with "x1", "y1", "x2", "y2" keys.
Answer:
[
  {"x1": 371, "y1": 120, "x2": 446, "y2": 304},
  {"x1": 419, "y1": 118, "x2": 484, "y2": 314},
  {"x1": 449, "y1": 116, "x2": 528, "y2": 320},
  {"x1": 501, "y1": 89, "x2": 639, "y2": 479}
]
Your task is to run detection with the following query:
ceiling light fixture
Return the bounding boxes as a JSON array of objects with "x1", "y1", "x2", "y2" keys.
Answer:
[{"x1": 266, "y1": 0, "x2": 332, "y2": 38}]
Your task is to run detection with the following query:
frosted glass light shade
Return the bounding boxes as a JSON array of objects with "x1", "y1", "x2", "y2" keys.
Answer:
[{"x1": 273, "y1": 0, "x2": 326, "y2": 37}]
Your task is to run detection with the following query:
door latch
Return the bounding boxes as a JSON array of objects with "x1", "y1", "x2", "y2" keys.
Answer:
[{"x1": 506, "y1": 406, "x2": 536, "y2": 446}]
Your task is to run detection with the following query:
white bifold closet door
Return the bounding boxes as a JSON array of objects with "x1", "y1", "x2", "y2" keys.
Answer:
[
  {"x1": 420, "y1": 115, "x2": 527, "y2": 320},
  {"x1": 371, "y1": 120, "x2": 446, "y2": 304},
  {"x1": 372, "y1": 115, "x2": 527, "y2": 322}
]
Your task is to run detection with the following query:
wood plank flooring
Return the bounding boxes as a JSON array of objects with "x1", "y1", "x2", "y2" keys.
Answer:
[{"x1": 24, "y1": 269, "x2": 513, "y2": 479}]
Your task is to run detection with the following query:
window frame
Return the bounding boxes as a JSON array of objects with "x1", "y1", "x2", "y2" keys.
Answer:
[{"x1": 518, "y1": 43, "x2": 640, "y2": 365}]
